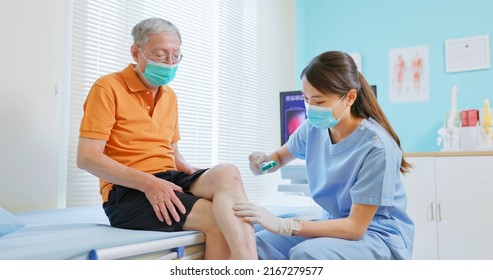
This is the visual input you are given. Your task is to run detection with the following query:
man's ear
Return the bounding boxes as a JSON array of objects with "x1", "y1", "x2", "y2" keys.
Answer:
[{"x1": 130, "y1": 44, "x2": 140, "y2": 62}]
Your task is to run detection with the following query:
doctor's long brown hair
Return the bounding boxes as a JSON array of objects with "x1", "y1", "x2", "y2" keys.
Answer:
[{"x1": 301, "y1": 51, "x2": 411, "y2": 174}]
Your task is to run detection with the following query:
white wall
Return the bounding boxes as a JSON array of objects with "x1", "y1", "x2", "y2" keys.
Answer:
[{"x1": 0, "y1": 0, "x2": 65, "y2": 211}]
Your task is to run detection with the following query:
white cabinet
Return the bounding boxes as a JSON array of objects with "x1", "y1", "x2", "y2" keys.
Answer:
[
  {"x1": 402, "y1": 155, "x2": 493, "y2": 259},
  {"x1": 401, "y1": 157, "x2": 438, "y2": 259}
]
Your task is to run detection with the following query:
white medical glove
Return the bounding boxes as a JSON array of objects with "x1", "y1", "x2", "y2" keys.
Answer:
[
  {"x1": 234, "y1": 202, "x2": 296, "y2": 236},
  {"x1": 249, "y1": 152, "x2": 270, "y2": 175}
]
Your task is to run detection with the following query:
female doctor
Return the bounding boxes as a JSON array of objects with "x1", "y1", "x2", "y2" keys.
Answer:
[{"x1": 234, "y1": 51, "x2": 414, "y2": 260}]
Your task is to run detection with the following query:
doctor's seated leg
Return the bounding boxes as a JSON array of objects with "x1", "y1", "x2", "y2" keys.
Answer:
[
  {"x1": 289, "y1": 232, "x2": 394, "y2": 260},
  {"x1": 256, "y1": 228, "x2": 395, "y2": 260},
  {"x1": 256, "y1": 229, "x2": 308, "y2": 260}
]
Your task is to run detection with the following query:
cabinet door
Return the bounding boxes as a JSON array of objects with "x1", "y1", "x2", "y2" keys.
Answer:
[
  {"x1": 435, "y1": 156, "x2": 493, "y2": 259},
  {"x1": 401, "y1": 157, "x2": 438, "y2": 259}
]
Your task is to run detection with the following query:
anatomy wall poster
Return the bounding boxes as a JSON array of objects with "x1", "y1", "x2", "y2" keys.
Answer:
[{"x1": 388, "y1": 45, "x2": 429, "y2": 103}]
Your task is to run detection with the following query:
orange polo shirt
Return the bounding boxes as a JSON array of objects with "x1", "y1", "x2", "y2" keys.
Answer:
[{"x1": 79, "y1": 64, "x2": 180, "y2": 202}]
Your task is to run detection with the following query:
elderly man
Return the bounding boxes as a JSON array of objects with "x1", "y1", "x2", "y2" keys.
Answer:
[{"x1": 77, "y1": 17, "x2": 257, "y2": 260}]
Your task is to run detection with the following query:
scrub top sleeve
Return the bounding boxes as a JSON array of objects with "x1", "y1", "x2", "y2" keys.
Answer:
[
  {"x1": 350, "y1": 147, "x2": 396, "y2": 206},
  {"x1": 287, "y1": 119, "x2": 308, "y2": 160}
]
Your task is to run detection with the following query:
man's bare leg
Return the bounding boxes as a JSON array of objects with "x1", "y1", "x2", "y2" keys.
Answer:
[
  {"x1": 189, "y1": 164, "x2": 257, "y2": 259},
  {"x1": 184, "y1": 199, "x2": 230, "y2": 259}
]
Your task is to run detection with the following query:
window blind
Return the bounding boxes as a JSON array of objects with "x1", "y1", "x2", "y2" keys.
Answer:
[{"x1": 65, "y1": 0, "x2": 294, "y2": 207}]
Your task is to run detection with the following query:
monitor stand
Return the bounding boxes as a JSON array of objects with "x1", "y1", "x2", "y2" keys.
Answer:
[{"x1": 278, "y1": 163, "x2": 310, "y2": 196}]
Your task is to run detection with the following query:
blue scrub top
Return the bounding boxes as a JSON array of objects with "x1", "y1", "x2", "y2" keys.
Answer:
[{"x1": 287, "y1": 118, "x2": 414, "y2": 259}]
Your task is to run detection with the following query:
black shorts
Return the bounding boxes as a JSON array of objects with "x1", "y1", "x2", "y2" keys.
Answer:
[{"x1": 103, "y1": 169, "x2": 208, "y2": 232}]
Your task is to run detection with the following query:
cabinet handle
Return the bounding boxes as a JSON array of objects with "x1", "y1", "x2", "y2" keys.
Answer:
[
  {"x1": 430, "y1": 202, "x2": 435, "y2": 220},
  {"x1": 437, "y1": 202, "x2": 442, "y2": 221}
]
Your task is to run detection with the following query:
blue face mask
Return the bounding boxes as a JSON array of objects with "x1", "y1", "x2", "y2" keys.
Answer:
[
  {"x1": 305, "y1": 95, "x2": 347, "y2": 129},
  {"x1": 139, "y1": 49, "x2": 178, "y2": 86}
]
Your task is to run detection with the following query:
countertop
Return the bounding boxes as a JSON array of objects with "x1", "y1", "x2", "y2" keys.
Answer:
[{"x1": 406, "y1": 151, "x2": 493, "y2": 157}]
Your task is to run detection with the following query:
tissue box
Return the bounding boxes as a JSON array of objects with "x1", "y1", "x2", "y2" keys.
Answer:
[{"x1": 459, "y1": 126, "x2": 479, "y2": 150}]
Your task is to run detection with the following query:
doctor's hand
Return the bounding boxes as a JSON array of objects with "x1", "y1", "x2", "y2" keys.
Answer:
[
  {"x1": 249, "y1": 152, "x2": 269, "y2": 175},
  {"x1": 143, "y1": 177, "x2": 186, "y2": 226},
  {"x1": 234, "y1": 202, "x2": 296, "y2": 236}
]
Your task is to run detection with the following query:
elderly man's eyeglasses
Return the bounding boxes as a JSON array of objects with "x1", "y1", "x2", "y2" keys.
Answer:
[{"x1": 139, "y1": 47, "x2": 183, "y2": 64}]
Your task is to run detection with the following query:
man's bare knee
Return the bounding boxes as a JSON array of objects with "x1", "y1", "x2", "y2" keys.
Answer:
[
  {"x1": 212, "y1": 164, "x2": 241, "y2": 180},
  {"x1": 188, "y1": 164, "x2": 246, "y2": 199}
]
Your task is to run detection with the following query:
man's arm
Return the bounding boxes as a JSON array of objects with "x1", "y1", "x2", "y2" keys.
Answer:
[
  {"x1": 77, "y1": 137, "x2": 186, "y2": 225},
  {"x1": 171, "y1": 142, "x2": 200, "y2": 174}
]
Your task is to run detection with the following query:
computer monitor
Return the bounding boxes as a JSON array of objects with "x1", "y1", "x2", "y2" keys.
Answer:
[
  {"x1": 279, "y1": 85, "x2": 377, "y2": 145},
  {"x1": 371, "y1": 85, "x2": 377, "y2": 98},
  {"x1": 280, "y1": 91, "x2": 306, "y2": 146}
]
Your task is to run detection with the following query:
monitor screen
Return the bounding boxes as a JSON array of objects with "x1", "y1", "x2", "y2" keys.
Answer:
[
  {"x1": 280, "y1": 91, "x2": 306, "y2": 146},
  {"x1": 279, "y1": 86, "x2": 377, "y2": 145},
  {"x1": 371, "y1": 85, "x2": 377, "y2": 97}
]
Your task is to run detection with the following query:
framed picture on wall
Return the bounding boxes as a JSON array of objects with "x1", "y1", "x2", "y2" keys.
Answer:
[
  {"x1": 445, "y1": 35, "x2": 490, "y2": 73},
  {"x1": 388, "y1": 45, "x2": 429, "y2": 103}
]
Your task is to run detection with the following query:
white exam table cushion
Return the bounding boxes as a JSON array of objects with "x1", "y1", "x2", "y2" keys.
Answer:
[
  {"x1": 0, "y1": 205, "x2": 201, "y2": 260},
  {"x1": 0, "y1": 204, "x2": 318, "y2": 260}
]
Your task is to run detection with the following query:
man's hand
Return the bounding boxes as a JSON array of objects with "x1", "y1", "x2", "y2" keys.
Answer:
[
  {"x1": 181, "y1": 166, "x2": 200, "y2": 175},
  {"x1": 143, "y1": 177, "x2": 186, "y2": 225}
]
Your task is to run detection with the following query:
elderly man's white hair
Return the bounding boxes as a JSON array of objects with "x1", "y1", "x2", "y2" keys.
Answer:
[{"x1": 132, "y1": 18, "x2": 182, "y2": 46}]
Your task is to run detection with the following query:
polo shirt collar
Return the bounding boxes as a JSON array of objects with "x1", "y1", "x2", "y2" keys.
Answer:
[{"x1": 122, "y1": 64, "x2": 168, "y2": 94}]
